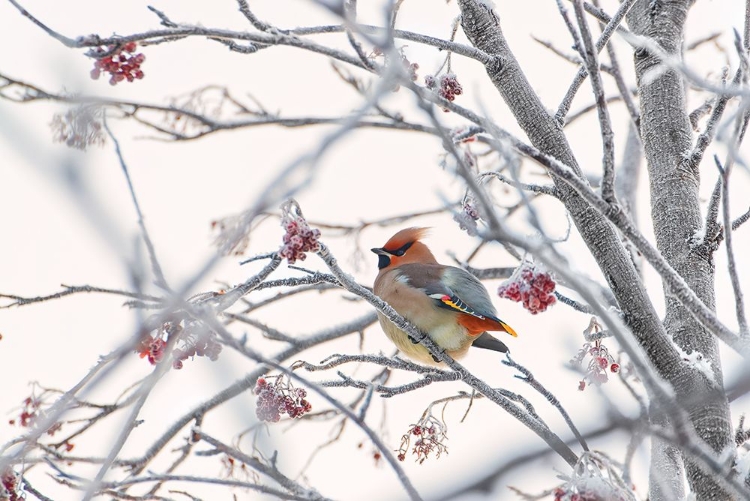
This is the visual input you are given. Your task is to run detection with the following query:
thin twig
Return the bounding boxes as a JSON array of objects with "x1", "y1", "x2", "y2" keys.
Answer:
[
  {"x1": 503, "y1": 354, "x2": 589, "y2": 452},
  {"x1": 573, "y1": 0, "x2": 617, "y2": 203},
  {"x1": 733, "y1": 206, "x2": 750, "y2": 231},
  {"x1": 592, "y1": 0, "x2": 639, "y2": 126},
  {"x1": 0, "y1": 284, "x2": 162, "y2": 309},
  {"x1": 7, "y1": 0, "x2": 78, "y2": 46},
  {"x1": 236, "y1": 0, "x2": 272, "y2": 32},
  {"x1": 555, "y1": 0, "x2": 638, "y2": 122},
  {"x1": 716, "y1": 154, "x2": 749, "y2": 337},
  {"x1": 479, "y1": 171, "x2": 558, "y2": 197},
  {"x1": 104, "y1": 117, "x2": 171, "y2": 291},
  {"x1": 687, "y1": 68, "x2": 740, "y2": 173}
]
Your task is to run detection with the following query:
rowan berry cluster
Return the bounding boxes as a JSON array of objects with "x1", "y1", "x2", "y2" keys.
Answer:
[
  {"x1": 279, "y1": 213, "x2": 321, "y2": 264},
  {"x1": 136, "y1": 320, "x2": 222, "y2": 370},
  {"x1": 497, "y1": 263, "x2": 557, "y2": 314},
  {"x1": 397, "y1": 415, "x2": 448, "y2": 463},
  {"x1": 369, "y1": 47, "x2": 419, "y2": 91},
  {"x1": 402, "y1": 55, "x2": 419, "y2": 82},
  {"x1": 7, "y1": 386, "x2": 70, "y2": 443},
  {"x1": 7, "y1": 385, "x2": 50, "y2": 429},
  {"x1": 553, "y1": 485, "x2": 625, "y2": 501},
  {"x1": 90, "y1": 42, "x2": 145, "y2": 85},
  {"x1": 571, "y1": 341, "x2": 619, "y2": 390},
  {"x1": 254, "y1": 376, "x2": 312, "y2": 423},
  {"x1": 137, "y1": 336, "x2": 167, "y2": 365},
  {"x1": 454, "y1": 200, "x2": 480, "y2": 236},
  {"x1": 552, "y1": 453, "x2": 634, "y2": 501},
  {"x1": 50, "y1": 105, "x2": 105, "y2": 151},
  {"x1": 1, "y1": 468, "x2": 21, "y2": 501},
  {"x1": 172, "y1": 334, "x2": 222, "y2": 370},
  {"x1": 221, "y1": 454, "x2": 253, "y2": 480},
  {"x1": 13, "y1": 396, "x2": 41, "y2": 428},
  {"x1": 438, "y1": 74, "x2": 462, "y2": 102},
  {"x1": 425, "y1": 74, "x2": 463, "y2": 106},
  {"x1": 211, "y1": 214, "x2": 250, "y2": 256}
]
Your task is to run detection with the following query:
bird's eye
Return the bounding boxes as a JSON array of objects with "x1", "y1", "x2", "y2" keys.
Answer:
[{"x1": 391, "y1": 241, "x2": 413, "y2": 257}]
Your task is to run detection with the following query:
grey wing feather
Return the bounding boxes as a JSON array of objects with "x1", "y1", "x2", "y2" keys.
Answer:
[
  {"x1": 396, "y1": 264, "x2": 499, "y2": 318},
  {"x1": 441, "y1": 267, "x2": 498, "y2": 316}
]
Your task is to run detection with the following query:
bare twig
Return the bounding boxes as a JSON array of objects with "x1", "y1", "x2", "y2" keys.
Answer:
[
  {"x1": 504, "y1": 354, "x2": 589, "y2": 452},
  {"x1": 0, "y1": 284, "x2": 162, "y2": 309},
  {"x1": 716, "y1": 155, "x2": 749, "y2": 337},
  {"x1": 555, "y1": 0, "x2": 638, "y2": 122},
  {"x1": 104, "y1": 118, "x2": 170, "y2": 291},
  {"x1": 573, "y1": 0, "x2": 617, "y2": 203}
]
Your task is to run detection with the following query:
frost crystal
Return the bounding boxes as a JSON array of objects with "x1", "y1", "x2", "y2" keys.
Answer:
[
  {"x1": 688, "y1": 224, "x2": 706, "y2": 249},
  {"x1": 672, "y1": 342, "x2": 716, "y2": 385},
  {"x1": 735, "y1": 449, "x2": 750, "y2": 479},
  {"x1": 552, "y1": 451, "x2": 635, "y2": 501}
]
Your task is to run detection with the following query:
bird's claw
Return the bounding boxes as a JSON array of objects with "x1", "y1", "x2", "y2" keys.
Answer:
[{"x1": 408, "y1": 333, "x2": 426, "y2": 344}]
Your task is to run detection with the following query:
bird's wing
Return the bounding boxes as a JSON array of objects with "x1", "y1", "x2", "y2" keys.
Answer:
[{"x1": 397, "y1": 264, "x2": 518, "y2": 337}]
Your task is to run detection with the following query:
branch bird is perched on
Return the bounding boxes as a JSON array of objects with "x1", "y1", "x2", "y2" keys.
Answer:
[{"x1": 372, "y1": 228, "x2": 517, "y2": 365}]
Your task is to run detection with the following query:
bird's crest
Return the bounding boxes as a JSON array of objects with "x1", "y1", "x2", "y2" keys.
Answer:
[{"x1": 382, "y1": 227, "x2": 430, "y2": 253}]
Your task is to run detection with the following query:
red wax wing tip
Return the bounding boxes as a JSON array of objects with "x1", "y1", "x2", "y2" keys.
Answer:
[{"x1": 458, "y1": 314, "x2": 517, "y2": 337}]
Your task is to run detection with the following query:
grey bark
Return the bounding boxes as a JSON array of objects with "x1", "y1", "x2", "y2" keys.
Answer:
[
  {"x1": 615, "y1": 123, "x2": 644, "y2": 275},
  {"x1": 628, "y1": 1, "x2": 733, "y2": 499},
  {"x1": 649, "y1": 406, "x2": 687, "y2": 500},
  {"x1": 615, "y1": 122, "x2": 643, "y2": 224},
  {"x1": 456, "y1": 0, "x2": 680, "y2": 372},
  {"x1": 456, "y1": 1, "x2": 734, "y2": 499}
]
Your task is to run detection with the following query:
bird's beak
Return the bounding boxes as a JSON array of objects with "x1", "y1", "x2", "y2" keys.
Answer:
[{"x1": 371, "y1": 247, "x2": 389, "y2": 256}]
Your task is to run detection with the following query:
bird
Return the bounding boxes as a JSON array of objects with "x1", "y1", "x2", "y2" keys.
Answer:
[{"x1": 372, "y1": 227, "x2": 517, "y2": 365}]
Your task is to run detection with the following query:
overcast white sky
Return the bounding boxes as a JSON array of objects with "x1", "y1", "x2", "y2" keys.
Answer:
[{"x1": 1, "y1": 1, "x2": 749, "y2": 500}]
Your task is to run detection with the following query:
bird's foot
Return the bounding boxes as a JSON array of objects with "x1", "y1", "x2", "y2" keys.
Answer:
[{"x1": 407, "y1": 333, "x2": 427, "y2": 344}]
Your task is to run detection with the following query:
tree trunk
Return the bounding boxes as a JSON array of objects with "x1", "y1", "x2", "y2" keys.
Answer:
[
  {"x1": 457, "y1": 1, "x2": 734, "y2": 498},
  {"x1": 628, "y1": 1, "x2": 733, "y2": 499},
  {"x1": 628, "y1": 0, "x2": 732, "y2": 500}
]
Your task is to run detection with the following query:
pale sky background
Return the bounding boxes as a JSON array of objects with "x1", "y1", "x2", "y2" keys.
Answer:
[{"x1": 1, "y1": 1, "x2": 749, "y2": 500}]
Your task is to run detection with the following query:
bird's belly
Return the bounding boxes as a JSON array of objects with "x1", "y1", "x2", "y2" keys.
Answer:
[
  {"x1": 377, "y1": 311, "x2": 470, "y2": 365},
  {"x1": 427, "y1": 322, "x2": 466, "y2": 351}
]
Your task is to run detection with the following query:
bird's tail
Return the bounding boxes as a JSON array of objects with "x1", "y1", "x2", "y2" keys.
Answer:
[
  {"x1": 472, "y1": 332, "x2": 509, "y2": 353},
  {"x1": 498, "y1": 320, "x2": 518, "y2": 337}
]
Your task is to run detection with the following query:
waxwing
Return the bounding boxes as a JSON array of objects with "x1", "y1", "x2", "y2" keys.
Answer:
[{"x1": 372, "y1": 227, "x2": 517, "y2": 365}]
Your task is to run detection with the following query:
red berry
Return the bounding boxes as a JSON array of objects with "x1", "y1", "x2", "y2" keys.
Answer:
[{"x1": 610, "y1": 363, "x2": 620, "y2": 373}]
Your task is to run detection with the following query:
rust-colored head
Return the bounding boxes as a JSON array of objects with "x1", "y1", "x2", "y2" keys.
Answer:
[{"x1": 371, "y1": 227, "x2": 438, "y2": 270}]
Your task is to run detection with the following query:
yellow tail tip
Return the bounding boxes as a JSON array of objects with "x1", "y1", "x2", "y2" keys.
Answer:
[{"x1": 502, "y1": 322, "x2": 518, "y2": 337}]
